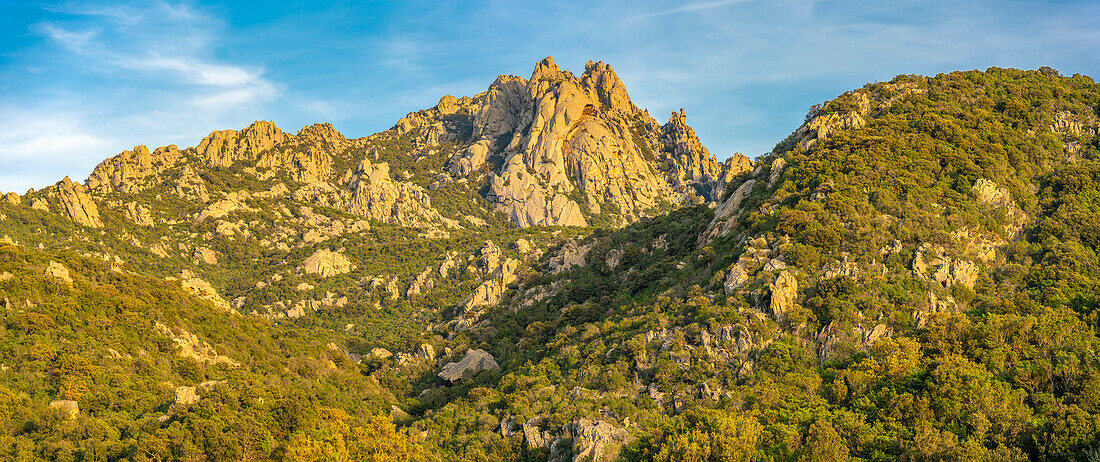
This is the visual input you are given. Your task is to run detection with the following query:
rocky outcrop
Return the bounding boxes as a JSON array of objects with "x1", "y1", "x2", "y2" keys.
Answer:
[
  {"x1": 406, "y1": 266, "x2": 435, "y2": 297},
  {"x1": 299, "y1": 249, "x2": 354, "y2": 277},
  {"x1": 193, "y1": 247, "x2": 217, "y2": 265},
  {"x1": 347, "y1": 160, "x2": 454, "y2": 230},
  {"x1": 703, "y1": 171, "x2": 759, "y2": 242},
  {"x1": 2, "y1": 192, "x2": 21, "y2": 205},
  {"x1": 447, "y1": 140, "x2": 492, "y2": 176},
  {"x1": 548, "y1": 239, "x2": 591, "y2": 274},
  {"x1": 195, "y1": 121, "x2": 290, "y2": 168},
  {"x1": 173, "y1": 165, "x2": 210, "y2": 202},
  {"x1": 438, "y1": 349, "x2": 498, "y2": 383},
  {"x1": 86, "y1": 145, "x2": 183, "y2": 194},
  {"x1": 382, "y1": 57, "x2": 733, "y2": 228},
  {"x1": 461, "y1": 258, "x2": 519, "y2": 309},
  {"x1": 723, "y1": 238, "x2": 773, "y2": 294},
  {"x1": 1052, "y1": 110, "x2": 1099, "y2": 138},
  {"x1": 565, "y1": 419, "x2": 628, "y2": 462},
  {"x1": 796, "y1": 82, "x2": 926, "y2": 149},
  {"x1": 297, "y1": 123, "x2": 350, "y2": 149},
  {"x1": 911, "y1": 244, "x2": 979, "y2": 290},
  {"x1": 816, "y1": 320, "x2": 893, "y2": 361},
  {"x1": 523, "y1": 418, "x2": 555, "y2": 449},
  {"x1": 660, "y1": 109, "x2": 730, "y2": 201},
  {"x1": 123, "y1": 202, "x2": 154, "y2": 226},
  {"x1": 153, "y1": 322, "x2": 240, "y2": 366},
  {"x1": 253, "y1": 123, "x2": 349, "y2": 184},
  {"x1": 45, "y1": 261, "x2": 73, "y2": 285},
  {"x1": 176, "y1": 271, "x2": 234, "y2": 312},
  {"x1": 53, "y1": 177, "x2": 102, "y2": 228},
  {"x1": 175, "y1": 386, "x2": 200, "y2": 405},
  {"x1": 195, "y1": 195, "x2": 253, "y2": 223},
  {"x1": 768, "y1": 270, "x2": 797, "y2": 322},
  {"x1": 971, "y1": 178, "x2": 1027, "y2": 237},
  {"x1": 487, "y1": 58, "x2": 657, "y2": 227}
]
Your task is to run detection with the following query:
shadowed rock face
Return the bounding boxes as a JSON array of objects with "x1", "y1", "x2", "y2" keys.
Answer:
[{"x1": 438, "y1": 349, "x2": 498, "y2": 382}]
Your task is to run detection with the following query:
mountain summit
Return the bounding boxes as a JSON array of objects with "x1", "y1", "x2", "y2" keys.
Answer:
[{"x1": 61, "y1": 57, "x2": 751, "y2": 233}]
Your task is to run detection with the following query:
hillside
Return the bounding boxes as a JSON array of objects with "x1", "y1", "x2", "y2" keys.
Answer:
[{"x1": 2, "y1": 64, "x2": 1100, "y2": 461}]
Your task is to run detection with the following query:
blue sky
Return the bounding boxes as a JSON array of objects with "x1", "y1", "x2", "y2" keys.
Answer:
[{"x1": 1, "y1": 0, "x2": 1098, "y2": 192}]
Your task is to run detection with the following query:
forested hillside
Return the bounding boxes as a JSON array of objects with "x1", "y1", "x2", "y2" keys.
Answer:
[{"x1": 2, "y1": 64, "x2": 1100, "y2": 461}]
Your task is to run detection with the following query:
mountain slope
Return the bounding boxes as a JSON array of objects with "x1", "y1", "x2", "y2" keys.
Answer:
[
  {"x1": 3, "y1": 65, "x2": 1100, "y2": 461},
  {"x1": 425, "y1": 67, "x2": 1100, "y2": 461}
]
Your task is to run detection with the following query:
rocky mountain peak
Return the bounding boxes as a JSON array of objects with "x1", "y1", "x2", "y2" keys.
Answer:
[
  {"x1": 529, "y1": 56, "x2": 567, "y2": 83},
  {"x1": 52, "y1": 176, "x2": 102, "y2": 228},
  {"x1": 470, "y1": 58, "x2": 734, "y2": 227},
  {"x1": 660, "y1": 108, "x2": 731, "y2": 200},
  {"x1": 196, "y1": 120, "x2": 290, "y2": 167},
  {"x1": 296, "y1": 123, "x2": 348, "y2": 147},
  {"x1": 580, "y1": 60, "x2": 635, "y2": 113}
]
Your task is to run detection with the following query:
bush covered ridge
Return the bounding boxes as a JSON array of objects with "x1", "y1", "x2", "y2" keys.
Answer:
[{"x1": 2, "y1": 66, "x2": 1100, "y2": 460}]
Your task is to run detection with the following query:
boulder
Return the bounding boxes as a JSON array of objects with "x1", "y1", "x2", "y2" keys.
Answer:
[
  {"x1": 45, "y1": 261, "x2": 73, "y2": 285},
  {"x1": 368, "y1": 348, "x2": 393, "y2": 360},
  {"x1": 768, "y1": 270, "x2": 797, "y2": 322},
  {"x1": 49, "y1": 400, "x2": 79, "y2": 419},
  {"x1": 175, "y1": 386, "x2": 200, "y2": 405},
  {"x1": 299, "y1": 249, "x2": 354, "y2": 277},
  {"x1": 438, "y1": 349, "x2": 498, "y2": 383},
  {"x1": 193, "y1": 247, "x2": 218, "y2": 265}
]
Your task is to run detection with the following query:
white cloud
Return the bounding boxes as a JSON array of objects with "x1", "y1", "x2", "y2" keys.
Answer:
[{"x1": 0, "y1": 106, "x2": 116, "y2": 192}]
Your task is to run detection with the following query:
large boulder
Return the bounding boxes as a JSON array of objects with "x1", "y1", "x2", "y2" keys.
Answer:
[
  {"x1": 49, "y1": 400, "x2": 79, "y2": 419},
  {"x1": 175, "y1": 386, "x2": 200, "y2": 405},
  {"x1": 438, "y1": 349, "x2": 498, "y2": 383},
  {"x1": 768, "y1": 270, "x2": 798, "y2": 322},
  {"x1": 299, "y1": 249, "x2": 354, "y2": 278},
  {"x1": 45, "y1": 261, "x2": 73, "y2": 285}
]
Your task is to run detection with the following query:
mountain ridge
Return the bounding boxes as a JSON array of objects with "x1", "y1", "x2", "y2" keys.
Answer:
[
  {"x1": 23, "y1": 56, "x2": 751, "y2": 235},
  {"x1": 2, "y1": 65, "x2": 1100, "y2": 460}
]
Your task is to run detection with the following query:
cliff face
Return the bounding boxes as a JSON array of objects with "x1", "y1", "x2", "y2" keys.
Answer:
[{"x1": 396, "y1": 57, "x2": 748, "y2": 227}]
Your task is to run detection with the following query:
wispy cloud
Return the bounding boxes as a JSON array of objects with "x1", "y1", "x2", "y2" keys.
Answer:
[
  {"x1": 622, "y1": 0, "x2": 749, "y2": 21},
  {"x1": 0, "y1": 1, "x2": 289, "y2": 191}
]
